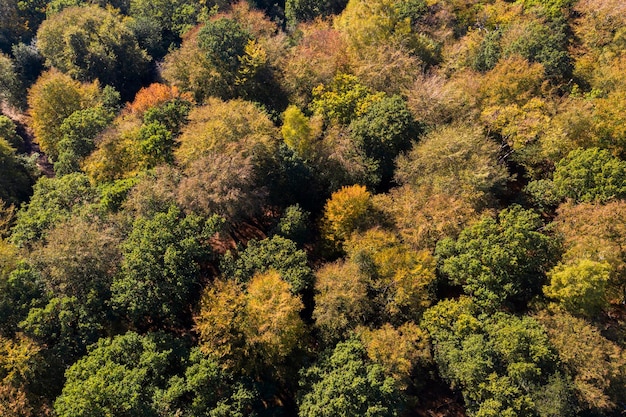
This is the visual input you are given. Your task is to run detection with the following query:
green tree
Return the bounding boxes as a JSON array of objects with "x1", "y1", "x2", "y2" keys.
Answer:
[
  {"x1": 436, "y1": 205, "x2": 558, "y2": 309},
  {"x1": 422, "y1": 298, "x2": 574, "y2": 417},
  {"x1": 0, "y1": 138, "x2": 32, "y2": 206},
  {"x1": 10, "y1": 173, "x2": 96, "y2": 247},
  {"x1": 0, "y1": 115, "x2": 23, "y2": 151},
  {"x1": 221, "y1": 235, "x2": 313, "y2": 294},
  {"x1": 311, "y1": 73, "x2": 380, "y2": 126},
  {"x1": 552, "y1": 147, "x2": 626, "y2": 203},
  {"x1": 54, "y1": 332, "x2": 179, "y2": 417},
  {"x1": 0, "y1": 245, "x2": 44, "y2": 337},
  {"x1": 154, "y1": 348, "x2": 258, "y2": 417},
  {"x1": 544, "y1": 259, "x2": 611, "y2": 317},
  {"x1": 111, "y1": 205, "x2": 223, "y2": 328},
  {"x1": 349, "y1": 94, "x2": 421, "y2": 187},
  {"x1": 36, "y1": 5, "x2": 150, "y2": 99},
  {"x1": 298, "y1": 338, "x2": 402, "y2": 417},
  {"x1": 54, "y1": 106, "x2": 114, "y2": 175}
]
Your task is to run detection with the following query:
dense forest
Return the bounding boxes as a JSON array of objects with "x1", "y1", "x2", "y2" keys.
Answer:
[{"x1": 1, "y1": 0, "x2": 626, "y2": 415}]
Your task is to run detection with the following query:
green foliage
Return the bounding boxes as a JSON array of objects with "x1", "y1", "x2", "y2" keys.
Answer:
[
  {"x1": 0, "y1": 137, "x2": 32, "y2": 206},
  {"x1": 551, "y1": 147, "x2": 626, "y2": 203},
  {"x1": 0, "y1": 53, "x2": 22, "y2": 108},
  {"x1": 99, "y1": 177, "x2": 140, "y2": 213},
  {"x1": 298, "y1": 338, "x2": 402, "y2": 417},
  {"x1": 111, "y1": 205, "x2": 223, "y2": 327},
  {"x1": 0, "y1": 259, "x2": 44, "y2": 337},
  {"x1": 0, "y1": 115, "x2": 23, "y2": 151},
  {"x1": 54, "y1": 331, "x2": 179, "y2": 417},
  {"x1": 349, "y1": 94, "x2": 420, "y2": 187},
  {"x1": 21, "y1": 295, "x2": 104, "y2": 364},
  {"x1": 272, "y1": 204, "x2": 310, "y2": 245},
  {"x1": 54, "y1": 106, "x2": 114, "y2": 176},
  {"x1": 436, "y1": 205, "x2": 558, "y2": 309},
  {"x1": 285, "y1": 0, "x2": 347, "y2": 27},
  {"x1": 221, "y1": 235, "x2": 313, "y2": 293},
  {"x1": 10, "y1": 173, "x2": 95, "y2": 247},
  {"x1": 544, "y1": 259, "x2": 611, "y2": 317},
  {"x1": 155, "y1": 348, "x2": 258, "y2": 417},
  {"x1": 129, "y1": 0, "x2": 203, "y2": 41},
  {"x1": 27, "y1": 70, "x2": 100, "y2": 161},
  {"x1": 422, "y1": 299, "x2": 573, "y2": 417},
  {"x1": 36, "y1": 5, "x2": 150, "y2": 99}
]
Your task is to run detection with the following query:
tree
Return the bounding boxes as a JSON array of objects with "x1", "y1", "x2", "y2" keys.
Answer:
[
  {"x1": 195, "y1": 272, "x2": 306, "y2": 376},
  {"x1": 313, "y1": 260, "x2": 371, "y2": 342},
  {"x1": 535, "y1": 309, "x2": 626, "y2": 413},
  {"x1": 174, "y1": 97, "x2": 278, "y2": 167},
  {"x1": 36, "y1": 5, "x2": 150, "y2": 99},
  {"x1": 544, "y1": 259, "x2": 611, "y2": 317},
  {"x1": 310, "y1": 73, "x2": 381, "y2": 126},
  {"x1": 111, "y1": 205, "x2": 223, "y2": 328},
  {"x1": 373, "y1": 185, "x2": 480, "y2": 251},
  {"x1": 551, "y1": 201, "x2": 626, "y2": 302},
  {"x1": 358, "y1": 322, "x2": 431, "y2": 390},
  {"x1": 54, "y1": 106, "x2": 114, "y2": 175},
  {"x1": 0, "y1": 334, "x2": 42, "y2": 417},
  {"x1": 436, "y1": 205, "x2": 558, "y2": 309},
  {"x1": 334, "y1": 0, "x2": 436, "y2": 65},
  {"x1": 27, "y1": 70, "x2": 101, "y2": 161},
  {"x1": 10, "y1": 173, "x2": 96, "y2": 247},
  {"x1": 0, "y1": 138, "x2": 31, "y2": 206},
  {"x1": 0, "y1": 53, "x2": 22, "y2": 108},
  {"x1": 298, "y1": 338, "x2": 402, "y2": 417},
  {"x1": 551, "y1": 147, "x2": 626, "y2": 203},
  {"x1": 54, "y1": 332, "x2": 179, "y2": 417},
  {"x1": 221, "y1": 235, "x2": 314, "y2": 293},
  {"x1": 344, "y1": 228, "x2": 436, "y2": 324},
  {"x1": 320, "y1": 184, "x2": 377, "y2": 250},
  {"x1": 0, "y1": 115, "x2": 23, "y2": 151},
  {"x1": 348, "y1": 95, "x2": 421, "y2": 187},
  {"x1": 395, "y1": 124, "x2": 509, "y2": 209},
  {"x1": 154, "y1": 348, "x2": 258, "y2": 417},
  {"x1": 0, "y1": 246, "x2": 44, "y2": 337},
  {"x1": 422, "y1": 298, "x2": 573, "y2": 417},
  {"x1": 285, "y1": 0, "x2": 347, "y2": 27}
]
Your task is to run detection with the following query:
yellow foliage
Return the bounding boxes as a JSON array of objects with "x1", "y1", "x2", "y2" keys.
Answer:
[
  {"x1": 244, "y1": 271, "x2": 306, "y2": 363},
  {"x1": 82, "y1": 114, "x2": 143, "y2": 183},
  {"x1": 345, "y1": 228, "x2": 437, "y2": 321},
  {"x1": 175, "y1": 97, "x2": 278, "y2": 167},
  {"x1": 373, "y1": 185, "x2": 481, "y2": 251},
  {"x1": 195, "y1": 279, "x2": 247, "y2": 370},
  {"x1": 313, "y1": 260, "x2": 371, "y2": 340},
  {"x1": 236, "y1": 40, "x2": 268, "y2": 86},
  {"x1": 359, "y1": 322, "x2": 431, "y2": 389},
  {"x1": 195, "y1": 272, "x2": 305, "y2": 373},
  {"x1": 321, "y1": 184, "x2": 374, "y2": 248}
]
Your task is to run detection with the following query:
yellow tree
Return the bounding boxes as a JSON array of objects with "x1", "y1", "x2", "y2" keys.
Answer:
[{"x1": 28, "y1": 70, "x2": 100, "y2": 160}]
